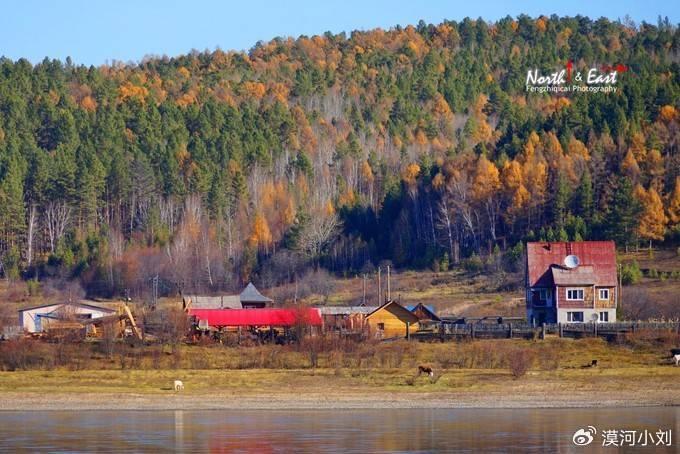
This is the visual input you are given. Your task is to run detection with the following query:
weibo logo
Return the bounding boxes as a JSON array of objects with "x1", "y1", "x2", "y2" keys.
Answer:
[{"x1": 572, "y1": 426, "x2": 597, "y2": 446}]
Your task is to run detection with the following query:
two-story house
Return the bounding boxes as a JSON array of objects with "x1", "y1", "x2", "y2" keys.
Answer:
[{"x1": 526, "y1": 241, "x2": 618, "y2": 324}]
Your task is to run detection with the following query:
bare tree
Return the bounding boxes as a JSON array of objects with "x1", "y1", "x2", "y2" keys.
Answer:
[
  {"x1": 26, "y1": 204, "x2": 37, "y2": 267},
  {"x1": 436, "y1": 196, "x2": 459, "y2": 264},
  {"x1": 448, "y1": 172, "x2": 478, "y2": 251},
  {"x1": 45, "y1": 201, "x2": 71, "y2": 253},
  {"x1": 296, "y1": 212, "x2": 342, "y2": 268}
]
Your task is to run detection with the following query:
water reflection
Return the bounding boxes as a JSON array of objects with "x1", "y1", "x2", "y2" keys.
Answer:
[
  {"x1": 175, "y1": 410, "x2": 184, "y2": 449},
  {"x1": 0, "y1": 407, "x2": 677, "y2": 452}
]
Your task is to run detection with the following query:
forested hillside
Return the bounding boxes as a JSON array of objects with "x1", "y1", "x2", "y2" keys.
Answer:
[{"x1": 0, "y1": 15, "x2": 679, "y2": 297}]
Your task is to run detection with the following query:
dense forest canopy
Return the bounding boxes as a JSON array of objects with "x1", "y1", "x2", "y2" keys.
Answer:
[{"x1": 0, "y1": 15, "x2": 679, "y2": 298}]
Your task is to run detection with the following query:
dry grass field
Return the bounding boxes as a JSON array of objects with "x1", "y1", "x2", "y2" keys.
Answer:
[{"x1": 0, "y1": 337, "x2": 678, "y2": 410}]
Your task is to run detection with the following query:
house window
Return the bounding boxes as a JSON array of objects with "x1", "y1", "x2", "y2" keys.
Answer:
[
  {"x1": 566, "y1": 288, "x2": 584, "y2": 301},
  {"x1": 377, "y1": 323, "x2": 385, "y2": 330},
  {"x1": 567, "y1": 311, "x2": 584, "y2": 322},
  {"x1": 599, "y1": 289, "x2": 610, "y2": 300},
  {"x1": 538, "y1": 289, "x2": 550, "y2": 301},
  {"x1": 599, "y1": 311, "x2": 609, "y2": 322}
]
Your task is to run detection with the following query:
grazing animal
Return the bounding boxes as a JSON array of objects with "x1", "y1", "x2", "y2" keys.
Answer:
[
  {"x1": 674, "y1": 354, "x2": 680, "y2": 366},
  {"x1": 581, "y1": 360, "x2": 598, "y2": 368},
  {"x1": 418, "y1": 365, "x2": 434, "y2": 377},
  {"x1": 174, "y1": 380, "x2": 184, "y2": 391},
  {"x1": 670, "y1": 348, "x2": 680, "y2": 356}
]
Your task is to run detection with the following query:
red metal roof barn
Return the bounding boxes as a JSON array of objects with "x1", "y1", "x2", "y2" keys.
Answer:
[{"x1": 189, "y1": 308, "x2": 322, "y2": 328}]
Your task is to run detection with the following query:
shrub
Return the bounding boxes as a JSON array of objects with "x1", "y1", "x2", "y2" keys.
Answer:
[
  {"x1": 621, "y1": 261, "x2": 642, "y2": 285},
  {"x1": 26, "y1": 280, "x2": 41, "y2": 297},
  {"x1": 439, "y1": 254, "x2": 450, "y2": 272},
  {"x1": 0, "y1": 339, "x2": 54, "y2": 371},
  {"x1": 462, "y1": 254, "x2": 484, "y2": 273},
  {"x1": 507, "y1": 349, "x2": 534, "y2": 379}
]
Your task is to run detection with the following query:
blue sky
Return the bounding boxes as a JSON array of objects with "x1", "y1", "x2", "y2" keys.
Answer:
[{"x1": 1, "y1": 0, "x2": 678, "y2": 66}]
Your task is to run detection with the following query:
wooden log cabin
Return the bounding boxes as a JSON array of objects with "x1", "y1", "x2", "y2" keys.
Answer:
[{"x1": 365, "y1": 301, "x2": 420, "y2": 339}]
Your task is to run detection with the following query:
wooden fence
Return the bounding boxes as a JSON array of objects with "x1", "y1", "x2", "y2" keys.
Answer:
[{"x1": 413, "y1": 321, "x2": 680, "y2": 341}]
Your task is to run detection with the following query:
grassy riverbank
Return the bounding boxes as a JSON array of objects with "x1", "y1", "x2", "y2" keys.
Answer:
[
  {"x1": 0, "y1": 366, "x2": 678, "y2": 410},
  {"x1": 0, "y1": 336, "x2": 678, "y2": 410}
]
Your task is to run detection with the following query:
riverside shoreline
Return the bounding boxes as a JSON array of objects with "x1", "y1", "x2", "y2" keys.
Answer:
[{"x1": 1, "y1": 389, "x2": 678, "y2": 411}]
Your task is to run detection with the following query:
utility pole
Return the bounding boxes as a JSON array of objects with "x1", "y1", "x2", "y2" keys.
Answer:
[
  {"x1": 150, "y1": 275, "x2": 158, "y2": 308},
  {"x1": 377, "y1": 266, "x2": 381, "y2": 305},
  {"x1": 387, "y1": 265, "x2": 391, "y2": 302},
  {"x1": 362, "y1": 274, "x2": 366, "y2": 305},
  {"x1": 618, "y1": 262, "x2": 623, "y2": 318}
]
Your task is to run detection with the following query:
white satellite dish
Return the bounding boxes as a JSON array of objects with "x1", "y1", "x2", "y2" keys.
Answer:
[{"x1": 564, "y1": 255, "x2": 580, "y2": 269}]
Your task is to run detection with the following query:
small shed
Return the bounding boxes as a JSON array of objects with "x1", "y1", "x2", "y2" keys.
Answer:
[
  {"x1": 317, "y1": 306, "x2": 376, "y2": 332},
  {"x1": 19, "y1": 302, "x2": 117, "y2": 333},
  {"x1": 406, "y1": 303, "x2": 440, "y2": 322},
  {"x1": 365, "y1": 301, "x2": 420, "y2": 339}
]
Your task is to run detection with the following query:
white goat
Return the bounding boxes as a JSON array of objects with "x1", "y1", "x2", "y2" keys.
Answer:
[
  {"x1": 674, "y1": 354, "x2": 680, "y2": 366},
  {"x1": 174, "y1": 380, "x2": 184, "y2": 391}
]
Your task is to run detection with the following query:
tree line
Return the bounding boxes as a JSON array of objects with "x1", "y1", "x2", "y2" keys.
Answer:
[{"x1": 0, "y1": 15, "x2": 678, "y2": 298}]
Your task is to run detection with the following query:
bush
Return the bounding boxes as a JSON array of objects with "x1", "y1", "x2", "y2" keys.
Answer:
[
  {"x1": 439, "y1": 254, "x2": 450, "y2": 272},
  {"x1": 621, "y1": 261, "x2": 642, "y2": 285},
  {"x1": 0, "y1": 339, "x2": 54, "y2": 371},
  {"x1": 507, "y1": 349, "x2": 534, "y2": 379},
  {"x1": 462, "y1": 254, "x2": 484, "y2": 273},
  {"x1": 26, "y1": 280, "x2": 41, "y2": 297}
]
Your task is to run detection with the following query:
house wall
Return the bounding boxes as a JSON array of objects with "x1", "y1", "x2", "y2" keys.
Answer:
[
  {"x1": 556, "y1": 286, "x2": 594, "y2": 309},
  {"x1": 366, "y1": 307, "x2": 417, "y2": 338},
  {"x1": 557, "y1": 308, "x2": 616, "y2": 323},
  {"x1": 20, "y1": 305, "x2": 114, "y2": 333},
  {"x1": 594, "y1": 286, "x2": 616, "y2": 309},
  {"x1": 20, "y1": 304, "x2": 62, "y2": 333}
]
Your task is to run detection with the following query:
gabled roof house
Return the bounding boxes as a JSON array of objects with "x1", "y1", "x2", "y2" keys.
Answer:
[{"x1": 526, "y1": 241, "x2": 618, "y2": 324}]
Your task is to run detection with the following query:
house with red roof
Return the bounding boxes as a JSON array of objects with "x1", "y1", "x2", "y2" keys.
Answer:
[{"x1": 526, "y1": 241, "x2": 618, "y2": 324}]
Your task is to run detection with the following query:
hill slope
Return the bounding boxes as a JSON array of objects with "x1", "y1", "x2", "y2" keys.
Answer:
[{"x1": 0, "y1": 16, "x2": 678, "y2": 297}]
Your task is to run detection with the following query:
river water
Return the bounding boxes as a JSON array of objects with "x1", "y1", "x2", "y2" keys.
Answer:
[{"x1": 0, "y1": 407, "x2": 677, "y2": 452}]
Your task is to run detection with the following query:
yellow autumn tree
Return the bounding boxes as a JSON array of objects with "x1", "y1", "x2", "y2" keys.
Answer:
[
  {"x1": 501, "y1": 159, "x2": 529, "y2": 223},
  {"x1": 249, "y1": 213, "x2": 273, "y2": 251},
  {"x1": 242, "y1": 81, "x2": 266, "y2": 100},
  {"x1": 659, "y1": 105, "x2": 678, "y2": 123},
  {"x1": 360, "y1": 160, "x2": 374, "y2": 184},
  {"x1": 635, "y1": 185, "x2": 667, "y2": 248},
  {"x1": 432, "y1": 172, "x2": 445, "y2": 191},
  {"x1": 629, "y1": 132, "x2": 647, "y2": 160},
  {"x1": 523, "y1": 160, "x2": 548, "y2": 208},
  {"x1": 432, "y1": 93, "x2": 453, "y2": 119},
  {"x1": 667, "y1": 177, "x2": 680, "y2": 226},
  {"x1": 472, "y1": 155, "x2": 501, "y2": 200},
  {"x1": 402, "y1": 163, "x2": 421, "y2": 186},
  {"x1": 520, "y1": 131, "x2": 541, "y2": 163},
  {"x1": 621, "y1": 150, "x2": 640, "y2": 181},
  {"x1": 645, "y1": 149, "x2": 664, "y2": 191},
  {"x1": 472, "y1": 154, "x2": 501, "y2": 239},
  {"x1": 118, "y1": 81, "x2": 149, "y2": 103}
]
